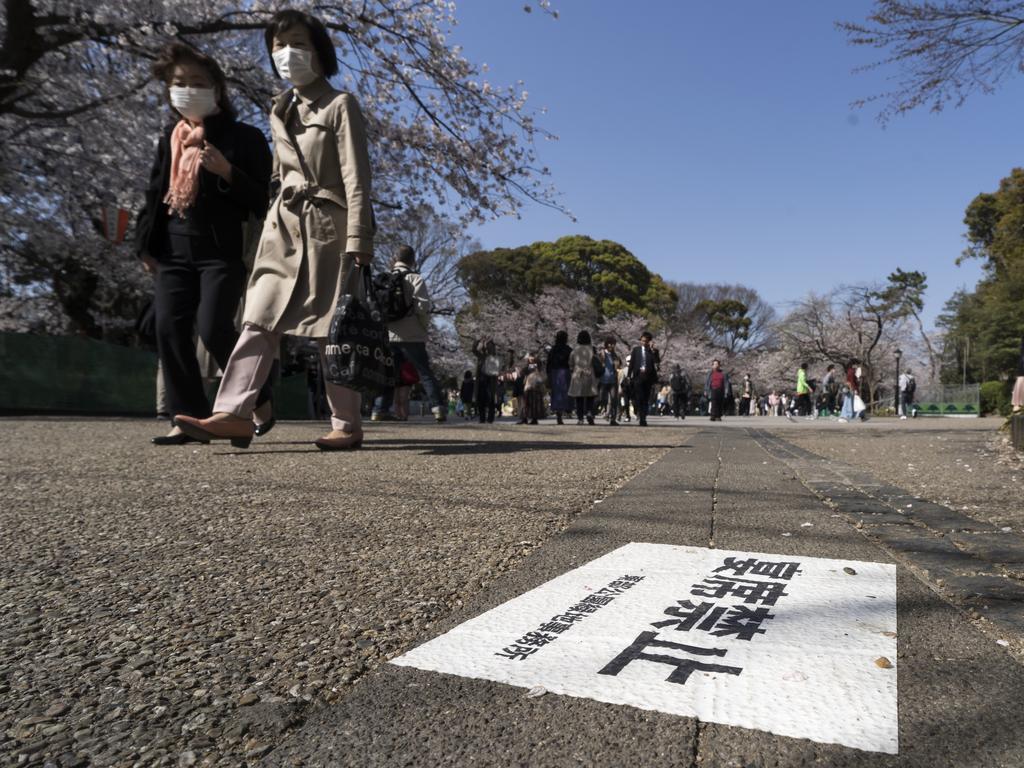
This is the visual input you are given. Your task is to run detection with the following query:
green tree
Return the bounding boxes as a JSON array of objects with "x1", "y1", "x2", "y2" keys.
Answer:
[
  {"x1": 870, "y1": 268, "x2": 938, "y2": 382},
  {"x1": 938, "y1": 169, "x2": 1024, "y2": 383},
  {"x1": 457, "y1": 235, "x2": 676, "y2": 321},
  {"x1": 695, "y1": 298, "x2": 752, "y2": 354}
]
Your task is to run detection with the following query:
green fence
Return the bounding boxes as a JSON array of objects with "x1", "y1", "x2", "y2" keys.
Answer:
[
  {"x1": 912, "y1": 384, "x2": 981, "y2": 417},
  {"x1": 0, "y1": 332, "x2": 310, "y2": 418}
]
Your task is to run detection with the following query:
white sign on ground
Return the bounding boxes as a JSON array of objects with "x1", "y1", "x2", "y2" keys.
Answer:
[{"x1": 391, "y1": 542, "x2": 898, "y2": 754}]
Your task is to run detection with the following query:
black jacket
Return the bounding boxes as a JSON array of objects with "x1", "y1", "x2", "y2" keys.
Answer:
[
  {"x1": 135, "y1": 112, "x2": 272, "y2": 261},
  {"x1": 546, "y1": 342, "x2": 573, "y2": 375},
  {"x1": 627, "y1": 345, "x2": 659, "y2": 385}
]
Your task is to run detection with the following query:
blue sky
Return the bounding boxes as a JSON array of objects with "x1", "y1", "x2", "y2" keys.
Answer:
[{"x1": 448, "y1": 1, "x2": 1023, "y2": 327}]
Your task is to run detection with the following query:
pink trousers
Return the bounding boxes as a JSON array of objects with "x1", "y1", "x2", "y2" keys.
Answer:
[{"x1": 213, "y1": 324, "x2": 362, "y2": 433}]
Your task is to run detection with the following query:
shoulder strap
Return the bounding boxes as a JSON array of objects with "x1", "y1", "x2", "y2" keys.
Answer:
[{"x1": 283, "y1": 98, "x2": 319, "y2": 190}]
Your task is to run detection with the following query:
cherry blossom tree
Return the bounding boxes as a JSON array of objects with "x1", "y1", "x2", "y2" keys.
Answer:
[{"x1": 0, "y1": 1, "x2": 562, "y2": 334}]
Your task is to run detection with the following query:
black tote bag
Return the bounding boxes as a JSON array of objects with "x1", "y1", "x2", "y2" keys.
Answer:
[{"x1": 324, "y1": 265, "x2": 397, "y2": 395}]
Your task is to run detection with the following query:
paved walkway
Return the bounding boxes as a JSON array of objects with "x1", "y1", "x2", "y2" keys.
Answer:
[{"x1": 3, "y1": 417, "x2": 1024, "y2": 766}]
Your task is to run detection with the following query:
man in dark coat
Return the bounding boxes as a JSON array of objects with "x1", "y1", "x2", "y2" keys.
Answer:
[
  {"x1": 626, "y1": 331, "x2": 659, "y2": 426},
  {"x1": 704, "y1": 358, "x2": 732, "y2": 422}
]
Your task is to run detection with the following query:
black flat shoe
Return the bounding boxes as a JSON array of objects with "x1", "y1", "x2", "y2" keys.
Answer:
[
  {"x1": 254, "y1": 416, "x2": 276, "y2": 437},
  {"x1": 152, "y1": 433, "x2": 209, "y2": 445}
]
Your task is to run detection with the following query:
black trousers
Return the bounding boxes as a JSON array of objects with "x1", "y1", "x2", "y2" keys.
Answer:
[
  {"x1": 155, "y1": 233, "x2": 269, "y2": 419},
  {"x1": 633, "y1": 380, "x2": 652, "y2": 424},
  {"x1": 796, "y1": 393, "x2": 812, "y2": 416},
  {"x1": 709, "y1": 387, "x2": 725, "y2": 420},
  {"x1": 575, "y1": 395, "x2": 596, "y2": 421},
  {"x1": 671, "y1": 392, "x2": 687, "y2": 418},
  {"x1": 476, "y1": 376, "x2": 496, "y2": 423}
]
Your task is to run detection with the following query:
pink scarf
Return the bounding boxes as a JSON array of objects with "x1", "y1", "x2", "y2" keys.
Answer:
[{"x1": 163, "y1": 120, "x2": 205, "y2": 217}]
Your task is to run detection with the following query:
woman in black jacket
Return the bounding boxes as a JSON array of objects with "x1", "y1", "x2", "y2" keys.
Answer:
[
  {"x1": 545, "y1": 330, "x2": 573, "y2": 425},
  {"x1": 137, "y1": 42, "x2": 273, "y2": 444}
]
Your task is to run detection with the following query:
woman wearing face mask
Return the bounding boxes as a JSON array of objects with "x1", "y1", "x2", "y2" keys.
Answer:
[
  {"x1": 175, "y1": 9, "x2": 375, "y2": 451},
  {"x1": 137, "y1": 42, "x2": 273, "y2": 445}
]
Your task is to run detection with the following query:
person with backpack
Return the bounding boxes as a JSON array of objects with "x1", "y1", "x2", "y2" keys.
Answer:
[
  {"x1": 370, "y1": 245, "x2": 446, "y2": 422},
  {"x1": 669, "y1": 365, "x2": 691, "y2": 419}
]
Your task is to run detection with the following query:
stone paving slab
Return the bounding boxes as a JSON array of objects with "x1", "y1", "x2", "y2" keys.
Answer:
[
  {"x1": 273, "y1": 426, "x2": 1024, "y2": 767},
  {"x1": 748, "y1": 428, "x2": 1024, "y2": 645}
]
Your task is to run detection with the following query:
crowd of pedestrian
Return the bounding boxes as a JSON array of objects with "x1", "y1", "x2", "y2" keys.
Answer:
[{"x1": 136, "y1": 9, "x2": 919, "y2": 447}]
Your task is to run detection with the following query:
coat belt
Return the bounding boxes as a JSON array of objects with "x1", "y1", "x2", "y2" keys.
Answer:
[{"x1": 282, "y1": 183, "x2": 347, "y2": 212}]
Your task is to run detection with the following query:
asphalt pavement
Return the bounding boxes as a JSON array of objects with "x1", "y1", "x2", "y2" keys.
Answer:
[{"x1": 4, "y1": 416, "x2": 1024, "y2": 767}]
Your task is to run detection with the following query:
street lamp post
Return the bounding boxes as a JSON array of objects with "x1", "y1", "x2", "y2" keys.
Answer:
[{"x1": 895, "y1": 348, "x2": 903, "y2": 415}]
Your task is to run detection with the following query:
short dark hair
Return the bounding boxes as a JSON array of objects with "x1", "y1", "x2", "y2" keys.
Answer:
[
  {"x1": 640, "y1": 331, "x2": 653, "y2": 341},
  {"x1": 827, "y1": 364, "x2": 835, "y2": 371},
  {"x1": 577, "y1": 330, "x2": 591, "y2": 345},
  {"x1": 265, "y1": 9, "x2": 339, "y2": 79},
  {"x1": 604, "y1": 336, "x2": 616, "y2": 346},
  {"x1": 555, "y1": 330, "x2": 568, "y2": 345},
  {"x1": 801, "y1": 362, "x2": 808, "y2": 369},
  {"x1": 152, "y1": 42, "x2": 235, "y2": 120},
  {"x1": 396, "y1": 245, "x2": 415, "y2": 265}
]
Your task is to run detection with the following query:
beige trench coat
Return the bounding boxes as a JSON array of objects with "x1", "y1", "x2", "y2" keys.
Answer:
[
  {"x1": 243, "y1": 79, "x2": 375, "y2": 337},
  {"x1": 568, "y1": 344, "x2": 598, "y2": 398}
]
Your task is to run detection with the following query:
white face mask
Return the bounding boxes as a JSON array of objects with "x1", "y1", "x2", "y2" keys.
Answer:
[
  {"x1": 169, "y1": 86, "x2": 218, "y2": 122},
  {"x1": 272, "y1": 46, "x2": 318, "y2": 87}
]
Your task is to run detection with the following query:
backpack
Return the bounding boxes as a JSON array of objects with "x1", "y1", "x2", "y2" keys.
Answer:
[
  {"x1": 670, "y1": 373, "x2": 687, "y2": 393},
  {"x1": 373, "y1": 268, "x2": 417, "y2": 322},
  {"x1": 905, "y1": 377, "x2": 916, "y2": 398}
]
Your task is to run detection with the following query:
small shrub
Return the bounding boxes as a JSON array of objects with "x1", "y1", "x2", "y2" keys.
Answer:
[{"x1": 980, "y1": 380, "x2": 1011, "y2": 416}]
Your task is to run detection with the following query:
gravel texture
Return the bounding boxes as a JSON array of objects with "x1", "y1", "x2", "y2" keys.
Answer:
[
  {"x1": 0, "y1": 417, "x2": 675, "y2": 767},
  {"x1": 777, "y1": 417, "x2": 1024, "y2": 531}
]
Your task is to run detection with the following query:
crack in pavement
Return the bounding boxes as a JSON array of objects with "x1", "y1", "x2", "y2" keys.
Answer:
[{"x1": 709, "y1": 434, "x2": 723, "y2": 549}]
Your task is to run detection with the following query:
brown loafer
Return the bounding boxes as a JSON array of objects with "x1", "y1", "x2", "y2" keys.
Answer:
[
  {"x1": 314, "y1": 430, "x2": 364, "y2": 451},
  {"x1": 175, "y1": 413, "x2": 255, "y2": 449}
]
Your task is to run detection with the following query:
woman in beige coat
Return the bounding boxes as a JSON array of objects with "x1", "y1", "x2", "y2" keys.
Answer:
[
  {"x1": 568, "y1": 330, "x2": 599, "y2": 425},
  {"x1": 176, "y1": 9, "x2": 374, "y2": 451}
]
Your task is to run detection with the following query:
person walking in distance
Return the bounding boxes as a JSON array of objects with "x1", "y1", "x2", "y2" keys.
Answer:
[
  {"x1": 669, "y1": 365, "x2": 691, "y2": 419},
  {"x1": 794, "y1": 362, "x2": 812, "y2": 418},
  {"x1": 839, "y1": 359, "x2": 865, "y2": 422},
  {"x1": 568, "y1": 331, "x2": 599, "y2": 425},
  {"x1": 821, "y1": 364, "x2": 838, "y2": 415},
  {"x1": 518, "y1": 352, "x2": 546, "y2": 425},
  {"x1": 627, "y1": 331, "x2": 659, "y2": 426},
  {"x1": 546, "y1": 330, "x2": 573, "y2": 425},
  {"x1": 175, "y1": 10, "x2": 376, "y2": 451},
  {"x1": 738, "y1": 374, "x2": 753, "y2": 417},
  {"x1": 898, "y1": 368, "x2": 916, "y2": 419},
  {"x1": 459, "y1": 371, "x2": 475, "y2": 420},
  {"x1": 704, "y1": 359, "x2": 731, "y2": 422},
  {"x1": 138, "y1": 42, "x2": 274, "y2": 445},
  {"x1": 597, "y1": 336, "x2": 622, "y2": 426},
  {"x1": 372, "y1": 245, "x2": 446, "y2": 422},
  {"x1": 474, "y1": 338, "x2": 500, "y2": 424}
]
